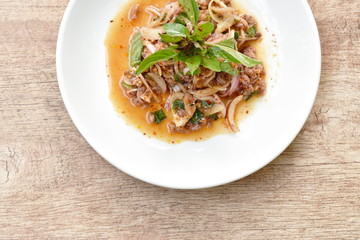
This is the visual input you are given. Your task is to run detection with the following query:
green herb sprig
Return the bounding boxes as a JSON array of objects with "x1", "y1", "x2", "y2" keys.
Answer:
[{"x1": 131, "y1": 0, "x2": 261, "y2": 75}]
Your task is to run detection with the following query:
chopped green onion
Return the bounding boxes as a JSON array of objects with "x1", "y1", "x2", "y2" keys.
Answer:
[
  {"x1": 201, "y1": 100, "x2": 214, "y2": 109},
  {"x1": 246, "y1": 26, "x2": 256, "y2": 38},
  {"x1": 172, "y1": 99, "x2": 185, "y2": 111},
  {"x1": 153, "y1": 109, "x2": 167, "y2": 124},
  {"x1": 190, "y1": 108, "x2": 204, "y2": 124},
  {"x1": 121, "y1": 82, "x2": 133, "y2": 89}
]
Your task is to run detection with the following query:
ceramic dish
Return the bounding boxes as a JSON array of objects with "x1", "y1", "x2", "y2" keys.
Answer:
[{"x1": 56, "y1": 0, "x2": 321, "y2": 189}]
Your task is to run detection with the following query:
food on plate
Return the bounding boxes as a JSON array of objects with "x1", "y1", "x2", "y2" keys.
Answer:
[{"x1": 106, "y1": 0, "x2": 266, "y2": 142}]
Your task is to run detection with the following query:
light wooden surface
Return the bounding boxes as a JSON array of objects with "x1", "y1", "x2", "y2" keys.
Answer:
[{"x1": 0, "y1": 0, "x2": 359, "y2": 239}]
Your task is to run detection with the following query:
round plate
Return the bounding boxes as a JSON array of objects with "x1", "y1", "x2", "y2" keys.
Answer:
[{"x1": 57, "y1": 0, "x2": 321, "y2": 189}]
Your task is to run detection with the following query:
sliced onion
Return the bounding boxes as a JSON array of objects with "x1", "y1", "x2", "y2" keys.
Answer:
[
  {"x1": 172, "y1": 84, "x2": 181, "y2": 93},
  {"x1": 173, "y1": 83, "x2": 187, "y2": 93},
  {"x1": 140, "y1": 27, "x2": 164, "y2": 40},
  {"x1": 228, "y1": 29, "x2": 235, "y2": 39},
  {"x1": 209, "y1": 0, "x2": 235, "y2": 33},
  {"x1": 147, "y1": 73, "x2": 167, "y2": 93},
  {"x1": 137, "y1": 87, "x2": 152, "y2": 103},
  {"x1": 168, "y1": 93, "x2": 194, "y2": 127},
  {"x1": 216, "y1": 17, "x2": 234, "y2": 33},
  {"x1": 168, "y1": 92, "x2": 184, "y2": 105},
  {"x1": 145, "y1": 6, "x2": 161, "y2": 17},
  {"x1": 190, "y1": 87, "x2": 227, "y2": 97},
  {"x1": 226, "y1": 95, "x2": 244, "y2": 132},
  {"x1": 203, "y1": 71, "x2": 217, "y2": 86},
  {"x1": 228, "y1": 76, "x2": 240, "y2": 96},
  {"x1": 146, "y1": 111, "x2": 155, "y2": 124},
  {"x1": 153, "y1": 64, "x2": 162, "y2": 76},
  {"x1": 128, "y1": 4, "x2": 139, "y2": 22},
  {"x1": 139, "y1": 74, "x2": 159, "y2": 102},
  {"x1": 143, "y1": 40, "x2": 156, "y2": 53},
  {"x1": 177, "y1": 83, "x2": 187, "y2": 93},
  {"x1": 208, "y1": 0, "x2": 223, "y2": 23},
  {"x1": 184, "y1": 93, "x2": 196, "y2": 116},
  {"x1": 183, "y1": 67, "x2": 190, "y2": 75},
  {"x1": 205, "y1": 33, "x2": 228, "y2": 44},
  {"x1": 205, "y1": 103, "x2": 226, "y2": 118}
]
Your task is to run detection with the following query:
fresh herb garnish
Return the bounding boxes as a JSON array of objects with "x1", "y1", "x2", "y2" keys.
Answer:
[
  {"x1": 217, "y1": 39, "x2": 237, "y2": 50},
  {"x1": 246, "y1": 26, "x2": 256, "y2": 37},
  {"x1": 193, "y1": 68, "x2": 201, "y2": 75},
  {"x1": 172, "y1": 99, "x2": 185, "y2": 111},
  {"x1": 134, "y1": 0, "x2": 260, "y2": 75},
  {"x1": 201, "y1": 100, "x2": 214, "y2": 108},
  {"x1": 192, "y1": 22, "x2": 214, "y2": 41},
  {"x1": 153, "y1": 109, "x2": 167, "y2": 124},
  {"x1": 201, "y1": 54, "x2": 221, "y2": 72},
  {"x1": 174, "y1": 12, "x2": 188, "y2": 25},
  {"x1": 129, "y1": 32, "x2": 143, "y2": 67},
  {"x1": 190, "y1": 108, "x2": 204, "y2": 124},
  {"x1": 163, "y1": 23, "x2": 190, "y2": 38},
  {"x1": 178, "y1": 0, "x2": 199, "y2": 25},
  {"x1": 159, "y1": 34, "x2": 183, "y2": 43},
  {"x1": 135, "y1": 49, "x2": 178, "y2": 75},
  {"x1": 183, "y1": 55, "x2": 201, "y2": 75},
  {"x1": 246, "y1": 90, "x2": 259, "y2": 101},
  {"x1": 208, "y1": 43, "x2": 261, "y2": 67},
  {"x1": 220, "y1": 62, "x2": 239, "y2": 75}
]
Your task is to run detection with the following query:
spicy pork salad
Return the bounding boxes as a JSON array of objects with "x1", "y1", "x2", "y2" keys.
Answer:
[{"x1": 106, "y1": 0, "x2": 266, "y2": 141}]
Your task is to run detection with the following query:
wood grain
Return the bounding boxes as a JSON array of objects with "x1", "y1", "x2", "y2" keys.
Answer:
[{"x1": 0, "y1": 0, "x2": 359, "y2": 239}]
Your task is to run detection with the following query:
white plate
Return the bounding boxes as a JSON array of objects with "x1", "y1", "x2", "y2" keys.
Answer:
[{"x1": 57, "y1": 0, "x2": 321, "y2": 189}]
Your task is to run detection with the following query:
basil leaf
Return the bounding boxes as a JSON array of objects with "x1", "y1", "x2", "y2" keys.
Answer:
[
  {"x1": 129, "y1": 32, "x2": 143, "y2": 67},
  {"x1": 218, "y1": 39, "x2": 237, "y2": 50},
  {"x1": 208, "y1": 44, "x2": 261, "y2": 67},
  {"x1": 246, "y1": 26, "x2": 256, "y2": 37},
  {"x1": 174, "y1": 12, "x2": 188, "y2": 25},
  {"x1": 194, "y1": 22, "x2": 214, "y2": 39},
  {"x1": 190, "y1": 108, "x2": 204, "y2": 124},
  {"x1": 184, "y1": 55, "x2": 201, "y2": 75},
  {"x1": 193, "y1": 67, "x2": 201, "y2": 75},
  {"x1": 178, "y1": 0, "x2": 199, "y2": 25},
  {"x1": 174, "y1": 51, "x2": 188, "y2": 62},
  {"x1": 159, "y1": 34, "x2": 183, "y2": 43},
  {"x1": 193, "y1": 41, "x2": 203, "y2": 50},
  {"x1": 208, "y1": 46, "x2": 238, "y2": 62},
  {"x1": 200, "y1": 48, "x2": 208, "y2": 56},
  {"x1": 172, "y1": 99, "x2": 185, "y2": 111},
  {"x1": 163, "y1": 23, "x2": 190, "y2": 37},
  {"x1": 135, "y1": 49, "x2": 178, "y2": 75},
  {"x1": 153, "y1": 109, "x2": 167, "y2": 124},
  {"x1": 201, "y1": 54, "x2": 221, "y2": 72},
  {"x1": 220, "y1": 62, "x2": 239, "y2": 75}
]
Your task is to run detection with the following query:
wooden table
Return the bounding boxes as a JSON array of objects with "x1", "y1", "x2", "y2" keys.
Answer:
[{"x1": 0, "y1": 0, "x2": 359, "y2": 239}]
